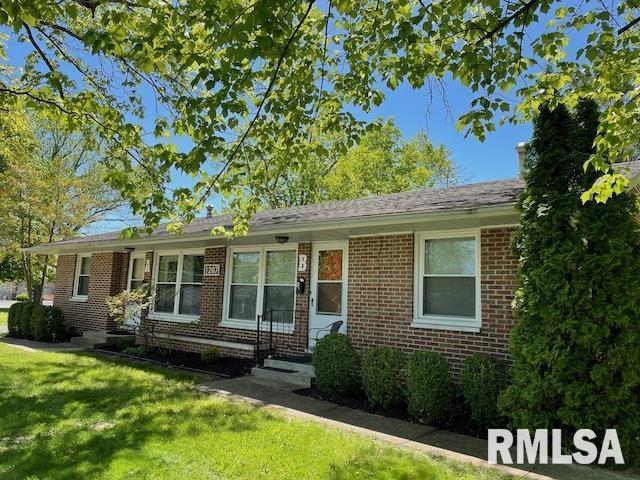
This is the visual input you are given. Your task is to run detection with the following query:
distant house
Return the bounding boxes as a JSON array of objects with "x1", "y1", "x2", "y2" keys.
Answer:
[{"x1": 27, "y1": 151, "x2": 640, "y2": 375}]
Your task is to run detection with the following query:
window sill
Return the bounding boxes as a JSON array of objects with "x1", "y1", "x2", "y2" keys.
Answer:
[
  {"x1": 220, "y1": 318, "x2": 294, "y2": 334},
  {"x1": 147, "y1": 313, "x2": 200, "y2": 324},
  {"x1": 411, "y1": 317, "x2": 481, "y2": 333},
  {"x1": 71, "y1": 296, "x2": 88, "y2": 303}
]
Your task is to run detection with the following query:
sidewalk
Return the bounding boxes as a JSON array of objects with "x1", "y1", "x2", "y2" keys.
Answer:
[
  {"x1": 197, "y1": 376, "x2": 638, "y2": 480},
  {"x1": 0, "y1": 336, "x2": 85, "y2": 352}
]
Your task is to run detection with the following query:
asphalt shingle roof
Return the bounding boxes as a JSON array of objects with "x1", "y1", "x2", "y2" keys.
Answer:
[{"x1": 40, "y1": 159, "x2": 640, "y2": 248}]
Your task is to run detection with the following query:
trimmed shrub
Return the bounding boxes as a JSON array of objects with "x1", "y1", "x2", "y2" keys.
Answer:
[
  {"x1": 45, "y1": 306, "x2": 65, "y2": 341},
  {"x1": 19, "y1": 302, "x2": 35, "y2": 339},
  {"x1": 312, "y1": 333, "x2": 361, "y2": 397},
  {"x1": 406, "y1": 351, "x2": 453, "y2": 424},
  {"x1": 362, "y1": 346, "x2": 406, "y2": 409},
  {"x1": 7, "y1": 302, "x2": 24, "y2": 337},
  {"x1": 461, "y1": 354, "x2": 509, "y2": 429},
  {"x1": 116, "y1": 337, "x2": 136, "y2": 350},
  {"x1": 15, "y1": 293, "x2": 29, "y2": 302},
  {"x1": 122, "y1": 345, "x2": 147, "y2": 357},
  {"x1": 30, "y1": 305, "x2": 46, "y2": 340},
  {"x1": 201, "y1": 346, "x2": 221, "y2": 364},
  {"x1": 34, "y1": 306, "x2": 64, "y2": 342}
]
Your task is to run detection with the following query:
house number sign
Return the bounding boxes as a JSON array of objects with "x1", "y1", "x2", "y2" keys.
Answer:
[
  {"x1": 204, "y1": 264, "x2": 220, "y2": 276},
  {"x1": 298, "y1": 254, "x2": 307, "y2": 272}
]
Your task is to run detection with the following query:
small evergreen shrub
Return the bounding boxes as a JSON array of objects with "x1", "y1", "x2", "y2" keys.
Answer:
[
  {"x1": 122, "y1": 345, "x2": 147, "y2": 357},
  {"x1": 116, "y1": 337, "x2": 135, "y2": 349},
  {"x1": 201, "y1": 346, "x2": 221, "y2": 364},
  {"x1": 362, "y1": 346, "x2": 406, "y2": 409},
  {"x1": 461, "y1": 354, "x2": 509, "y2": 429},
  {"x1": 312, "y1": 334, "x2": 361, "y2": 397},
  {"x1": 19, "y1": 302, "x2": 35, "y2": 339},
  {"x1": 15, "y1": 293, "x2": 28, "y2": 302},
  {"x1": 7, "y1": 302, "x2": 24, "y2": 337},
  {"x1": 30, "y1": 305, "x2": 46, "y2": 340},
  {"x1": 30, "y1": 305, "x2": 65, "y2": 342},
  {"x1": 406, "y1": 351, "x2": 453, "y2": 424}
]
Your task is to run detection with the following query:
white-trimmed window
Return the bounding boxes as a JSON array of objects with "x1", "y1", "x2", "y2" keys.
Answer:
[
  {"x1": 128, "y1": 254, "x2": 146, "y2": 290},
  {"x1": 151, "y1": 250, "x2": 204, "y2": 320},
  {"x1": 73, "y1": 253, "x2": 92, "y2": 300},
  {"x1": 223, "y1": 245, "x2": 297, "y2": 329},
  {"x1": 413, "y1": 230, "x2": 481, "y2": 332}
]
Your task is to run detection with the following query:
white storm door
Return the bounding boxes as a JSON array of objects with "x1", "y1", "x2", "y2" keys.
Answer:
[
  {"x1": 309, "y1": 242, "x2": 348, "y2": 347},
  {"x1": 124, "y1": 254, "x2": 146, "y2": 328}
]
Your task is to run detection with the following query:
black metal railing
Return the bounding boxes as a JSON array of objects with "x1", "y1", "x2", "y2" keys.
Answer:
[{"x1": 255, "y1": 308, "x2": 295, "y2": 365}]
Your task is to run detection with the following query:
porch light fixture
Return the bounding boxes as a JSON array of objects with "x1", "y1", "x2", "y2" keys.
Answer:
[{"x1": 275, "y1": 235, "x2": 289, "y2": 244}]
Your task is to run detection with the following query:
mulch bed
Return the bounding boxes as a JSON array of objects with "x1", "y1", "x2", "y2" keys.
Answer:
[
  {"x1": 99, "y1": 344, "x2": 254, "y2": 378},
  {"x1": 294, "y1": 385, "x2": 486, "y2": 439}
]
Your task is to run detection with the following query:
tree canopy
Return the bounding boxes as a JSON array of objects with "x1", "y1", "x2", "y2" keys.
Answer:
[
  {"x1": 249, "y1": 120, "x2": 455, "y2": 209},
  {"x1": 0, "y1": 103, "x2": 124, "y2": 300},
  {"x1": 1, "y1": 1, "x2": 638, "y2": 235}
]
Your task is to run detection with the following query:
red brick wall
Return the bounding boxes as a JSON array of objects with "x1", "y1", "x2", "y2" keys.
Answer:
[
  {"x1": 143, "y1": 243, "x2": 311, "y2": 355},
  {"x1": 54, "y1": 252, "x2": 129, "y2": 333},
  {"x1": 347, "y1": 228, "x2": 517, "y2": 376},
  {"x1": 53, "y1": 231, "x2": 517, "y2": 365}
]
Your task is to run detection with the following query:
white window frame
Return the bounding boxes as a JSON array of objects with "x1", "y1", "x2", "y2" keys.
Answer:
[
  {"x1": 222, "y1": 243, "x2": 298, "y2": 333},
  {"x1": 72, "y1": 253, "x2": 92, "y2": 302},
  {"x1": 412, "y1": 229, "x2": 481, "y2": 332},
  {"x1": 148, "y1": 248, "x2": 205, "y2": 323},
  {"x1": 127, "y1": 252, "x2": 147, "y2": 290}
]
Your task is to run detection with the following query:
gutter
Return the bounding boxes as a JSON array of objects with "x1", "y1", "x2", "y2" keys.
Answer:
[{"x1": 24, "y1": 203, "x2": 518, "y2": 255}]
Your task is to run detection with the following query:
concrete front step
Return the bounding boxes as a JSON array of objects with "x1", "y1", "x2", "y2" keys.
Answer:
[
  {"x1": 70, "y1": 330, "x2": 135, "y2": 349},
  {"x1": 263, "y1": 358, "x2": 315, "y2": 375},
  {"x1": 251, "y1": 365, "x2": 314, "y2": 388}
]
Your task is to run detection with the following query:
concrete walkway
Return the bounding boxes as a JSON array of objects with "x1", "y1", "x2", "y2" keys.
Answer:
[
  {"x1": 197, "y1": 376, "x2": 638, "y2": 480},
  {"x1": 0, "y1": 336, "x2": 86, "y2": 352}
]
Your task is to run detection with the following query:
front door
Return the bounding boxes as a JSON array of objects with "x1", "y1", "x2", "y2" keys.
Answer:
[
  {"x1": 124, "y1": 254, "x2": 146, "y2": 329},
  {"x1": 309, "y1": 242, "x2": 348, "y2": 348}
]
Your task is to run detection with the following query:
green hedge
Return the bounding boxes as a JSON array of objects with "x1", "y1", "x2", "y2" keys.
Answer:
[
  {"x1": 362, "y1": 347, "x2": 406, "y2": 409},
  {"x1": 7, "y1": 302, "x2": 24, "y2": 336},
  {"x1": 406, "y1": 351, "x2": 453, "y2": 424},
  {"x1": 30, "y1": 305, "x2": 65, "y2": 342},
  {"x1": 19, "y1": 302, "x2": 35, "y2": 339},
  {"x1": 461, "y1": 354, "x2": 509, "y2": 429},
  {"x1": 312, "y1": 334, "x2": 361, "y2": 397}
]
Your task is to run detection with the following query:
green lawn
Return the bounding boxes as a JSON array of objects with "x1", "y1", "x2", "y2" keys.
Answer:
[
  {"x1": 0, "y1": 310, "x2": 7, "y2": 330},
  {"x1": 0, "y1": 345, "x2": 511, "y2": 480}
]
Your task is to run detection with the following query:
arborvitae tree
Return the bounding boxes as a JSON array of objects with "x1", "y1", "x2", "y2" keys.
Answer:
[{"x1": 500, "y1": 101, "x2": 640, "y2": 465}]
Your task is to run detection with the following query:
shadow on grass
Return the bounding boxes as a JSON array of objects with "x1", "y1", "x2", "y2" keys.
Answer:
[{"x1": 0, "y1": 350, "x2": 279, "y2": 479}]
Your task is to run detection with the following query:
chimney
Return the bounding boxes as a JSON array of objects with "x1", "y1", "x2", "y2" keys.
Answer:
[
  {"x1": 516, "y1": 142, "x2": 527, "y2": 177},
  {"x1": 206, "y1": 205, "x2": 213, "y2": 218}
]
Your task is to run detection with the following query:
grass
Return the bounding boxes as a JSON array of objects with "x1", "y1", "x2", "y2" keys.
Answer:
[
  {"x1": 0, "y1": 310, "x2": 7, "y2": 330},
  {"x1": 0, "y1": 345, "x2": 513, "y2": 480}
]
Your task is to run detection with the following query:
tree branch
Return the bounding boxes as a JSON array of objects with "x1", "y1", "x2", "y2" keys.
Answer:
[
  {"x1": 476, "y1": 0, "x2": 538, "y2": 44},
  {"x1": 197, "y1": 0, "x2": 317, "y2": 206},
  {"x1": 23, "y1": 23, "x2": 65, "y2": 98},
  {"x1": 619, "y1": 16, "x2": 640, "y2": 35}
]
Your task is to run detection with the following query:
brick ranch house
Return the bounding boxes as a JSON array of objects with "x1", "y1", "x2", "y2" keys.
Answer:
[{"x1": 27, "y1": 154, "x2": 640, "y2": 375}]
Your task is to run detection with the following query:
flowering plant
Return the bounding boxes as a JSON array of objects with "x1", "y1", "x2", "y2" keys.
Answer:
[{"x1": 106, "y1": 285, "x2": 153, "y2": 328}]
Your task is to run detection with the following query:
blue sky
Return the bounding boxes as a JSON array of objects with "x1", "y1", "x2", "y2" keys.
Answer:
[
  {"x1": 359, "y1": 81, "x2": 529, "y2": 182},
  {"x1": 4, "y1": 16, "x2": 532, "y2": 231}
]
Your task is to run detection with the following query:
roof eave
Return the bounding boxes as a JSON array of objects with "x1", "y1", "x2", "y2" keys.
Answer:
[{"x1": 24, "y1": 202, "x2": 518, "y2": 255}]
